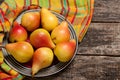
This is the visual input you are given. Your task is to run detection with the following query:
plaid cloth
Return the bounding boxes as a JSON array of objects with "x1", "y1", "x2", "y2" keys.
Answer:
[{"x1": 0, "y1": 0, "x2": 94, "y2": 79}]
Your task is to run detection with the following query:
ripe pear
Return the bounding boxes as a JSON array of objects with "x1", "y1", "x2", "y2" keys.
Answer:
[
  {"x1": 41, "y1": 8, "x2": 59, "y2": 32},
  {"x1": 51, "y1": 21, "x2": 70, "y2": 44},
  {"x1": 54, "y1": 39, "x2": 76, "y2": 62},
  {"x1": 0, "y1": 51, "x2": 4, "y2": 63},
  {"x1": 21, "y1": 12, "x2": 40, "y2": 31},
  {"x1": 32, "y1": 47, "x2": 54, "y2": 76},
  {"x1": 30, "y1": 29, "x2": 55, "y2": 49},
  {"x1": 5, "y1": 41, "x2": 34, "y2": 63},
  {"x1": 9, "y1": 21, "x2": 28, "y2": 42}
]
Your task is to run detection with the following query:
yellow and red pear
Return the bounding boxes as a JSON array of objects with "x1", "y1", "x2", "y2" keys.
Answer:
[
  {"x1": 30, "y1": 29, "x2": 55, "y2": 49},
  {"x1": 5, "y1": 41, "x2": 34, "y2": 63},
  {"x1": 9, "y1": 21, "x2": 28, "y2": 42},
  {"x1": 41, "y1": 8, "x2": 58, "y2": 32},
  {"x1": 51, "y1": 21, "x2": 70, "y2": 44},
  {"x1": 21, "y1": 12, "x2": 40, "y2": 31},
  {"x1": 54, "y1": 39, "x2": 76, "y2": 62},
  {"x1": 0, "y1": 51, "x2": 4, "y2": 63},
  {"x1": 32, "y1": 47, "x2": 54, "y2": 76}
]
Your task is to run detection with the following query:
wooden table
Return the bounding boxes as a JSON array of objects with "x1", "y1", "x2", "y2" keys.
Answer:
[
  {"x1": 31, "y1": 1, "x2": 120, "y2": 80},
  {"x1": 1, "y1": 0, "x2": 120, "y2": 80}
]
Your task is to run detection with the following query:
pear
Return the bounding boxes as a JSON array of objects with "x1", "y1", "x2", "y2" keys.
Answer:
[
  {"x1": 21, "y1": 12, "x2": 40, "y2": 31},
  {"x1": 41, "y1": 8, "x2": 59, "y2": 32},
  {"x1": 0, "y1": 50, "x2": 4, "y2": 63},
  {"x1": 30, "y1": 29, "x2": 55, "y2": 49},
  {"x1": 51, "y1": 21, "x2": 70, "y2": 44},
  {"x1": 54, "y1": 39, "x2": 76, "y2": 62},
  {"x1": 32, "y1": 47, "x2": 54, "y2": 76},
  {"x1": 5, "y1": 41, "x2": 34, "y2": 63},
  {"x1": 9, "y1": 21, "x2": 28, "y2": 42}
]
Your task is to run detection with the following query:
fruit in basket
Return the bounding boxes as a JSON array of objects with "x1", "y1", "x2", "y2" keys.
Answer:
[
  {"x1": 5, "y1": 8, "x2": 77, "y2": 77},
  {"x1": 51, "y1": 21, "x2": 70, "y2": 44},
  {"x1": 54, "y1": 39, "x2": 76, "y2": 62},
  {"x1": 5, "y1": 41, "x2": 34, "y2": 63},
  {"x1": 21, "y1": 12, "x2": 40, "y2": 31},
  {"x1": 32, "y1": 47, "x2": 54, "y2": 76},
  {"x1": 41, "y1": 8, "x2": 58, "y2": 32},
  {"x1": 30, "y1": 29, "x2": 55, "y2": 49},
  {"x1": 9, "y1": 21, "x2": 28, "y2": 42}
]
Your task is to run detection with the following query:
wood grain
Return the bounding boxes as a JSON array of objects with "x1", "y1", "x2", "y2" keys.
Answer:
[
  {"x1": 92, "y1": 0, "x2": 120, "y2": 22},
  {"x1": 78, "y1": 23, "x2": 120, "y2": 55},
  {"x1": 24, "y1": 55, "x2": 120, "y2": 80},
  {"x1": 0, "y1": 0, "x2": 120, "y2": 80}
]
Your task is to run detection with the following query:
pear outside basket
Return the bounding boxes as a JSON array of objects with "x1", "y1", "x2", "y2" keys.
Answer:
[{"x1": 1, "y1": 9, "x2": 78, "y2": 77}]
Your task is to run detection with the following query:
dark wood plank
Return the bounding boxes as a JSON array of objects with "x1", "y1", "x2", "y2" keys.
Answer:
[
  {"x1": 78, "y1": 23, "x2": 120, "y2": 55},
  {"x1": 0, "y1": 0, "x2": 120, "y2": 80},
  {"x1": 92, "y1": 0, "x2": 120, "y2": 22},
  {"x1": 24, "y1": 55, "x2": 120, "y2": 80}
]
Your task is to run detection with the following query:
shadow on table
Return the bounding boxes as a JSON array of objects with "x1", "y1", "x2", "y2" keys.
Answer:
[{"x1": 23, "y1": 67, "x2": 68, "y2": 80}]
